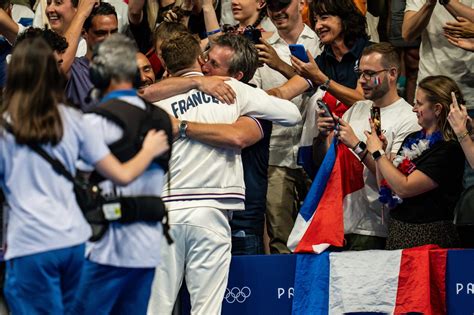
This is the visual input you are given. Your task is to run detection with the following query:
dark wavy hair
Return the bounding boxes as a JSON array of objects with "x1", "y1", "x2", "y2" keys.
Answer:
[
  {"x1": 310, "y1": 0, "x2": 369, "y2": 49},
  {"x1": 16, "y1": 27, "x2": 68, "y2": 54}
]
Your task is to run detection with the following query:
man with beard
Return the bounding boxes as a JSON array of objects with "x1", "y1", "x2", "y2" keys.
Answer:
[
  {"x1": 136, "y1": 51, "x2": 155, "y2": 90},
  {"x1": 317, "y1": 42, "x2": 420, "y2": 250}
]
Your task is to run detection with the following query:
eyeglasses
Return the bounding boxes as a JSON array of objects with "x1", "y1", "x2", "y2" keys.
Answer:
[{"x1": 355, "y1": 69, "x2": 390, "y2": 81}]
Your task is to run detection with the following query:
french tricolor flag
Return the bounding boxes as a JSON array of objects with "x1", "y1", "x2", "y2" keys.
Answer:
[
  {"x1": 292, "y1": 245, "x2": 448, "y2": 314},
  {"x1": 288, "y1": 139, "x2": 366, "y2": 253},
  {"x1": 297, "y1": 90, "x2": 349, "y2": 178}
]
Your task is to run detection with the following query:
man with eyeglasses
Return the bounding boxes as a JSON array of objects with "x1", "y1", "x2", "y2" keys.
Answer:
[{"x1": 317, "y1": 42, "x2": 420, "y2": 251}]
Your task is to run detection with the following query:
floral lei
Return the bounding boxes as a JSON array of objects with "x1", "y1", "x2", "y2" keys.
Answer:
[{"x1": 378, "y1": 130, "x2": 443, "y2": 208}]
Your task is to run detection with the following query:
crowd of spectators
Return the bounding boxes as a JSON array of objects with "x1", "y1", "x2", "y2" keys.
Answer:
[{"x1": 0, "y1": 0, "x2": 474, "y2": 313}]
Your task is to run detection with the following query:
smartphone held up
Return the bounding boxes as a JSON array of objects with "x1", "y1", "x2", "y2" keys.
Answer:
[
  {"x1": 289, "y1": 44, "x2": 309, "y2": 63},
  {"x1": 371, "y1": 106, "x2": 382, "y2": 136}
]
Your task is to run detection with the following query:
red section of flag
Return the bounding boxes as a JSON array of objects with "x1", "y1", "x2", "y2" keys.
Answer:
[
  {"x1": 338, "y1": 144, "x2": 365, "y2": 196},
  {"x1": 295, "y1": 144, "x2": 364, "y2": 252},
  {"x1": 395, "y1": 245, "x2": 447, "y2": 315},
  {"x1": 322, "y1": 92, "x2": 349, "y2": 118}
]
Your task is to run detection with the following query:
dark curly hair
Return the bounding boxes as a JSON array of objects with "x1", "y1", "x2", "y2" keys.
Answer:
[
  {"x1": 16, "y1": 27, "x2": 68, "y2": 54},
  {"x1": 310, "y1": 0, "x2": 369, "y2": 49}
]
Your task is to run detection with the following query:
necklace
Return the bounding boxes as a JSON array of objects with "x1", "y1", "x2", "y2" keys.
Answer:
[{"x1": 379, "y1": 130, "x2": 443, "y2": 208}]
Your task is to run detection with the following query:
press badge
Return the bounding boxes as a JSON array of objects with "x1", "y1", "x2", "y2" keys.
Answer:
[{"x1": 102, "y1": 202, "x2": 122, "y2": 221}]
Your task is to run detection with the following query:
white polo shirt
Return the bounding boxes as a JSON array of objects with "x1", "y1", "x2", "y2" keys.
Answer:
[{"x1": 251, "y1": 24, "x2": 321, "y2": 168}]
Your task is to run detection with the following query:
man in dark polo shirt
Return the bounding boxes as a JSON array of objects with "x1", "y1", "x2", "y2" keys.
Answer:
[
  {"x1": 64, "y1": 2, "x2": 118, "y2": 111},
  {"x1": 268, "y1": 0, "x2": 372, "y2": 111}
]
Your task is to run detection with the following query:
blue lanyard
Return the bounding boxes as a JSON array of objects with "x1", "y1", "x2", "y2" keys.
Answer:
[{"x1": 100, "y1": 89, "x2": 137, "y2": 104}]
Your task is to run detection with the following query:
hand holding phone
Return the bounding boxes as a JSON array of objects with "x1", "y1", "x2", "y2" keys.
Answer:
[
  {"x1": 370, "y1": 106, "x2": 382, "y2": 136},
  {"x1": 289, "y1": 44, "x2": 309, "y2": 63},
  {"x1": 317, "y1": 99, "x2": 338, "y2": 126}
]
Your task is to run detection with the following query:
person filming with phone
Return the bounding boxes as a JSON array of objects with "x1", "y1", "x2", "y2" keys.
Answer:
[
  {"x1": 316, "y1": 43, "x2": 419, "y2": 251},
  {"x1": 365, "y1": 75, "x2": 466, "y2": 250},
  {"x1": 268, "y1": 0, "x2": 370, "y2": 114},
  {"x1": 250, "y1": 0, "x2": 320, "y2": 254}
]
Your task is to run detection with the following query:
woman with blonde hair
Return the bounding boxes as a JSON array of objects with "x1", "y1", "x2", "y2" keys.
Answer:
[{"x1": 365, "y1": 75, "x2": 465, "y2": 249}]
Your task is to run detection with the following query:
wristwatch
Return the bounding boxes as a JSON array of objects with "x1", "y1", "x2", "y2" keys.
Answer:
[
  {"x1": 439, "y1": 0, "x2": 450, "y2": 5},
  {"x1": 353, "y1": 141, "x2": 367, "y2": 155},
  {"x1": 179, "y1": 120, "x2": 188, "y2": 139},
  {"x1": 372, "y1": 149, "x2": 386, "y2": 161}
]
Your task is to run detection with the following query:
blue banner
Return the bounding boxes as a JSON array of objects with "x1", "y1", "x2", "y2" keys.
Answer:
[
  {"x1": 446, "y1": 249, "x2": 474, "y2": 313},
  {"x1": 180, "y1": 254, "x2": 296, "y2": 314}
]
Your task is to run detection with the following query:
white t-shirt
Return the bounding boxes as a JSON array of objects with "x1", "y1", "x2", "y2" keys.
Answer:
[
  {"x1": 12, "y1": 4, "x2": 34, "y2": 23},
  {"x1": 342, "y1": 98, "x2": 421, "y2": 237},
  {"x1": 405, "y1": 0, "x2": 474, "y2": 108},
  {"x1": 83, "y1": 95, "x2": 164, "y2": 268},
  {"x1": 251, "y1": 24, "x2": 321, "y2": 168}
]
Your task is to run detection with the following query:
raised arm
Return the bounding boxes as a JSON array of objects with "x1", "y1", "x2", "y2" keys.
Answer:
[
  {"x1": 402, "y1": 0, "x2": 437, "y2": 42},
  {"x1": 128, "y1": 0, "x2": 145, "y2": 24},
  {"x1": 234, "y1": 80, "x2": 302, "y2": 126},
  {"x1": 266, "y1": 74, "x2": 309, "y2": 100},
  {"x1": 201, "y1": 0, "x2": 221, "y2": 43},
  {"x1": 255, "y1": 39, "x2": 297, "y2": 80},
  {"x1": 290, "y1": 51, "x2": 364, "y2": 106},
  {"x1": 61, "y1": 0, "x2": 97, "y2": 75},
  {"x1": 0, "y1": 8, "x2": 19, "y2": 44},
  {"x1": 448, "y1": 94, "x2": 474, "y2": 168},
  {"x1": 141, "y1": 75, "x2": 236, "y2": 104}
]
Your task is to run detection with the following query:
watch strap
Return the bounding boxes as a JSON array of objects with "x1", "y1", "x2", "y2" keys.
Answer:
[
  {"x1": 372, "y1": 149, "x2": 385, "y2": 161},
  {"x1": 353, "y1": 141, "x2": 367, "y2": 155},
  {"x1": 179, "y1": 120, "x2": 188, "y2": 139}
]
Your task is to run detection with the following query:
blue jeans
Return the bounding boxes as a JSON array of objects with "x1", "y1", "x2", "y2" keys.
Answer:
[
  {"x1": 71, "y1": 260, "x2": 155, "y2": 315},
  {"x1": 231, "y1": 232, "x2": 264, "y2": 255},
  {"x1": 4, "y1": 244, "x2": 85, "y2": 315}
]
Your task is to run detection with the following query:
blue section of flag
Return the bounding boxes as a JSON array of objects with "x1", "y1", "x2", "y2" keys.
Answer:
[
  {"x1": 297, "y1": 145, "x2": 316, "y2": 178},
  {"x1": 299, "y1": 140, "x2": 337, "y2": 221},
  {"x1": 292, "y1": 253, "x2": 330, "y2": 315}
]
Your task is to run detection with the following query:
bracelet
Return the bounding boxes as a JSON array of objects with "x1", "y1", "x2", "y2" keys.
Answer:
[
  {"x1": 305, "y1": 78, "x2": 314, "y2": 89},
  {"x1": 457, "y1": 130, "x2": 470, "y2": 142},
  {"x1": 206, "y1": 28, "x2": 221, "y2": 36},
  {"x1": 360, "y1": 150, "x2": 369, "y2": 162},
  {"x1": 321, "y1": 78, "x2": 331, "y2": 90}
]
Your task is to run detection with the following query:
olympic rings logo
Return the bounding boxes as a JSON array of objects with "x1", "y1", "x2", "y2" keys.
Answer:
[{"x1": 224, "y1": 286, "x2": 252, "y2": 303}]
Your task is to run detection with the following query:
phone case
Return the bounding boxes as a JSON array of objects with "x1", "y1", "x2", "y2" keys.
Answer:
[
  {"x1": 289, "y1": 44, "x2": 309, "y2": 63},
  {"x1": 371, "y1": 106, "x2": 382, "y2": 136}
]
